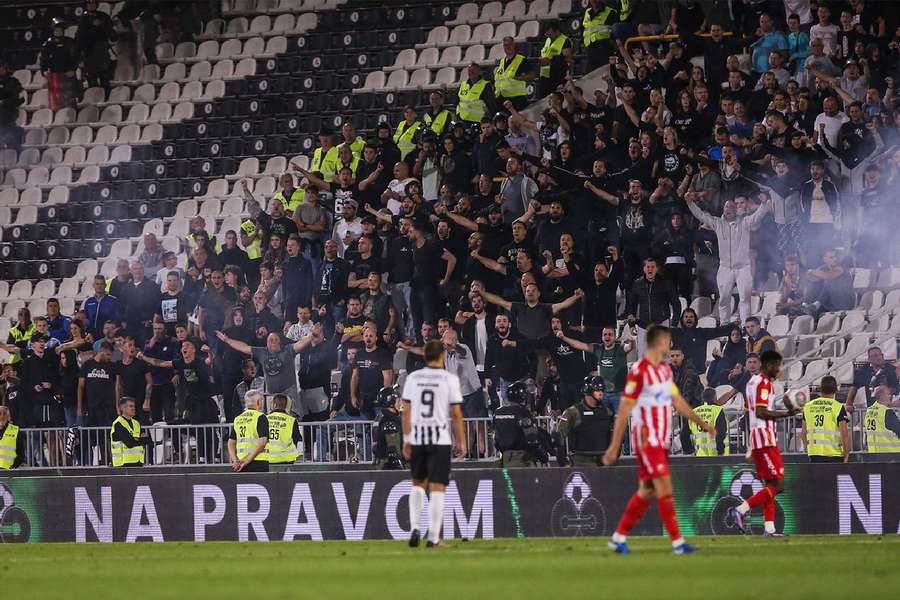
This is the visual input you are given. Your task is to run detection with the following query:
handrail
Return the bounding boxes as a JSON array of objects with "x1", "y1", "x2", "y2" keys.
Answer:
[{"x1": 622, "y1": 31, "x2": 734, "y2": 54}]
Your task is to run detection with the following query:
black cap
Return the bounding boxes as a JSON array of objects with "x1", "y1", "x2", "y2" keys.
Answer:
[
  {"x1": 488, "y1": 204, "x2": 502, "y2": 214},
  {"x1": 361, "y1": 215, "x2": 377, "y2": 225},
  {"x1": 494, "y1": 111, "x2": 509, "y2": 122},
  {"x1": 376, "y1": 121, "x2": 391, "y2": 131},
  {"x1": 495, "y1": 140, "x2": 510, "y2": 150},
  {"x1": 317, "y1": 126, "x2": 334, "y2": 136},
  {"x1": 31, "y1": 333, "x2": 49, "y2": 343}
]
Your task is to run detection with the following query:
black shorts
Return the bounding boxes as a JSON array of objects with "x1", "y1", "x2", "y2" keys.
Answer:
[{"x1": 410, "y1": 444, "x2": 452, "y2": 485}]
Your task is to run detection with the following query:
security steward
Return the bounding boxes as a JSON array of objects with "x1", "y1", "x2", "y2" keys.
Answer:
[
  {"x1": 801, "y1": 376, "x2": 850, "y2": 463},
  {"x1": 393, "y1": 104, "x2": 422, "y2": 161},
  {"x1": 538, "y1": 20, "x2": 573, "y2": 98},
  {"x1": 557, "y1": 376, "x2": 613, "y2": 467},
  {"x1": 493, "y1": 381, "x2": 540, "y2": 467},
  {"x1": 0, "y1": 406, "x2": 25, "y2": 470},
  {"x1": 682, "y1": 388, "x2": 730, "y2": 456},
  {"x1": 456, "y1": 62, "x2": 495, "y2": 129},
  {"x1": 864, "y1": 385, "x2": 900, "y2": 453},
  {"x1": 110, "y1": 397, "x2": 149, "y2": 467},
  {"x1": 582, "y1": 0, "x2": 617, "y2": 70},
  {"x1": 493, "y1": 37, "x2": 534, "y2": 111},
  {"x1": 228, "y1": 390, "x2": 270, "y2": 472},
  {"x1": 273, "y1": 172, "x2": 305, "y2": 214},
  {"x1": 6, "y1": 308, "x2": 35, "y2": 365},
  {"x1": 422, "y1": 90, "x2": 453, "y2": 138},
  {"x1": 266, "y1": 393, "x2": 301, "y2": 465},
  {"x1": 310, "y1": 126, "x2": 339, "y2": 182},
  {"x1": 374, "y1": 385, "x2": 405, "y2": 469}
]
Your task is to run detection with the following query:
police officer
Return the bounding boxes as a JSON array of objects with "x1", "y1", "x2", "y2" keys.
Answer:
[
  {"x1": 266, "y1": 393, "x2": 301, "y2": 465},
  {"x1": 39, "y1": 17, "x2": 80, "y2": 111},
  {"x1": 77, "y1": 0, "x2": 117, "y2": 93},
  {"x1": 109, "y1": 397, "x2": 148, "y2": 467},
  {"x1": 494, "y1": 37, "x2": 534, "y2": 111},
  {"x1": 558, "y1": 376, "x2": 613, "y2": 467},
  {"x1": 456, "y1": 63, "x2": 495, "y2": 129},
  {"x1": 537, "y1": 20, "x2": 573, "y2": 98},
  {"x1": 0, "y1": 406, "x2": 25, "y2": 470},
  {"x1": 864, "y1": 386, "x2": 900, "y2": 453},
  {"x1": 228, "y1": 390, "x2": 270, "y2": 472},
  {"x1": 422, "y1": 90, "x2": 453, "y2": 138},
  {"x1": 374, "y1": 385, "x2": 405, "y2": 469},
  {"x1": 493, "y1": 380, "x2": 539, "y2": 467},
  {"x1": 801, "y1": 376, "x2": 850, "y2": 463},
  {"x1": 582, "y1": 0, "x2": 617, "y2": 70},
  {"x1": 393, "y1": 104, "x2": 421, "y2": 161},
  {"x1": 682, "y1": 388, "x2": 730, "y2": 456},
  {"x1": 0, "y1": 57, "x2": 24, "y2": 151}
]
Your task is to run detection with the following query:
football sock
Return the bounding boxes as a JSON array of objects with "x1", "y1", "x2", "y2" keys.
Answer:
[
  {"x1": 742, "y1": 484, "x2": 778, "y2": 513},
  {"x1": 427, "y1": 490, "x2": 445, "y2": 544},
  {"x1": 615, "y1": 493, "x2": 651, "y2": 538},
  {"x1": 409, "y1": 485, "x2": 426, "y2": 533},
  {"x1": 763, "y1": 497, "x2": 776, "y2": 531},
  {"x1": 657, "y1": 495, "x2": 683, "y2": 544}
]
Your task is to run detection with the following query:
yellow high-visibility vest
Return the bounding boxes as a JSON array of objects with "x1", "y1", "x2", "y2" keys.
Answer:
[
  {"x1": 689, "y1": 403, "x2": 729, "y2": 456},
  {"x1": 423, "y1": 109, "x2": 452, "y2": 137},
  {"x1": 336, "y1": 154, "x2": 360, "y2": 179},
  {"x1": 274, "y1": 188, "x2": 305, "y2": 214},
  {"x1": 6, "y1": 322, "x2": 34, "y2": 365},
  {"x1": 583, "y1": 6, "x2": 614, "y2": 45},
  {"x1": 233, "y1": 409, "x2": 265, "y2": 461},
  {"x1": 0, "y1": 423, "x2": 20, "y2": 470},
  {"x1": 619, "y1": 0, "x2": 632, "y2": 21},
  {"x1": 110, "y1": 416, "x2": 144, "y2": 467},
  {"x1": 865, "y1": 403, "x2": 900, "y2": 453},
  {"x1": 803, "y1": 396, "x2": 843, "y2": 457},
  {"x1": 240, "y1": 219, "x2": 262, "y2": 259},
  {"x1": 339, "y1": 137, "x2": 366, "y2": 159},
  {"x1": 540, "y1": 34, "x2": 569, "y2": 78},
  {"x1": 456, "y1": 78, "x2": 489, "y2": 123},
  {"x1": 310, "y1": 145, "x2": 339, "y2": 182},
  {"x1": 494, "y1": 54, "x2": 528, "y2": 98},
  {"x1": 393, "y1": 120, "x2": 421, "y2": 160},
  {"x1": 264, "y1": 411, "x2": 299, "y2": 464}
]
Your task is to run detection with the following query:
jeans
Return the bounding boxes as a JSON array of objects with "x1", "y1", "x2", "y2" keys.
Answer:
[
  {"x1": 604, "y1": 392, "x2": 621, "y2": 414},
  {"x1": 390, "y1": 281, "x2": 414, "y2": 340}
]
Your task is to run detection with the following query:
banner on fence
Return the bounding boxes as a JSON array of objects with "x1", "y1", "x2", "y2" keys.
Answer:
[{"x1": 1, "y1": 463, "x2": 897, "y2": 542}]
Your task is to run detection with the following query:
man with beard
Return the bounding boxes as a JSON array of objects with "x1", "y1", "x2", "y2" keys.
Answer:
[
  {"x1": 197, "y1": 270, "x2": 237, "y2": 347},
  {"x1": 670, "y1": 346, "x2": 701, "y2": 407},
  {"x1": 143, "y1": 321, "x2": 177, "y2": 423},
  {"x1": 117, "y1": 337, "x2": 152, "y2": 424},
  {"x1": 436, "y1": 203, "x2": 512, "y2": 262},
  {"x1": 671, "y1": 308, "x2": 736, "y2": 374},
  {"x1": 386, "y1": 217, "x2": 416, "y2": 341},
  {"x1": 583, "y1": 248, "x2": 623, "y2": 329},
  {"x1": 243, "y1": 181, "x2": 299, "y2": 251},
  {"x1": 484, "y1": 313, "x2": 532, "y2": 406},
  {"x1": 350, "y1": 327, "x2": 394, "y2": 420},
  {"x1": 280, "y1": 235, "x2": 314, "y2": 322},
  {"x1": 315, "y1": 239, "x2": 351, "y2": 320},
  {"x1": 456, "y1": 292, "x2": 495, "y2": 385},
  {"x1": 295, "y1": 319, "x2": 341, "y2": 421},
  {"x1": 245, "y1": 292, "x2": 282, "y2": 347},
  {"x1": 408, "y1": 220, "x2": 457, "y2": 337},
  {"x1": 516, "y1": 316, "x2": 587, "y2": 412},
  {"x1": 159, "y1": 271, "x2": 188, "y2": 336}
]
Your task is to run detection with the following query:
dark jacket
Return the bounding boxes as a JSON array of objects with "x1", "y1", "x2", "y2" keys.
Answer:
[
  {"x1": 281, "y1": 253, "x2": 314, "y2": 311},
  {"x1": 625, "y1": 276, "x2": 680, "y2": 327},
  {"x1": 746, "y1": 329, "x2": 776, "y2": 354},
  {"x1": 40, "y1": 35, "x2": 79, "y2": 73},
  {"x1": 673, "y1": 360, "x2": 701, "y2": 407},
  {"x1": 484, "y1": 331, "x2": 532, "y2": 382},
  {"x1": 672, "y1": 310, "x2": 734, "y2": 373},
  {"x1": 798, "y1": 178, "x2": 840, "y2": 225},
  {"x1": 122, "y1": 279, "x2": 161, "y2": 331}
]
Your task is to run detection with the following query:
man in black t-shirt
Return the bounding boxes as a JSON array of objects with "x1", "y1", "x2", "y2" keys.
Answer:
[
  {"x1": 387, "y1": 217, "x2": 416, "y2": 341},
  {"x1": 117, "y1": 337, "x2": 152, "y2": 424},
  {"x1": 78, "y1": 341, "x2": 119, "y2": 465},
  {"x1": 409, "y1": 221, "x2": 457, "y2": 338},
  {"x1": 316, "y1": 239, "x2": 352, "y2": 319},
  {"x1": 350, "y1": 327, "x2": 394, "y2": 420},
  {"x1": 846, "y1": 347, "x2": 898, "y2": 412}
]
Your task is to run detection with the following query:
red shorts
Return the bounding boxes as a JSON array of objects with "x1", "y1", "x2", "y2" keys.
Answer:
[
  {"x1": 636, "y1": 444, "x2": 670, "y2": 482},
  {"x1": 751, "y1": 446, "x2": 784, "y2": 481}
]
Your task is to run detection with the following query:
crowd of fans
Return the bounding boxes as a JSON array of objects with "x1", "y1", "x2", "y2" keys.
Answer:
[{"x1": 2, "y1": 0, "x2": 900, "y2": 465}]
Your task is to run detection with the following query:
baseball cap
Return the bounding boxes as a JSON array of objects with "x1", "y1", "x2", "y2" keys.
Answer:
[
  {"x1": 31, "y1": 333, "x2": 49, "y2": 343},
  {"x1": 361, "y1": 214, "x2": 377, "y2": 225}
]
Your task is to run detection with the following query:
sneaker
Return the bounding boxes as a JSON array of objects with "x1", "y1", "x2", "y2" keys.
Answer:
[
  {"x1": 673, "y1": 543, "x2": 698, "y2": 555},
  {"x1": 729, "y1": 507, "x2": 748, "y2": 534},
  {"x1": 762, "y1": 531, "x2": 787, "y2": 537},
  {"x1": 426, "y1": 540, "x2": 442, "y2": 548},
  {"x1": 607, "y1": 539, "x2": 630, "y2": 554},
  {"x1": 408, "y1": 529, "x2": 420, "y2": 548}
]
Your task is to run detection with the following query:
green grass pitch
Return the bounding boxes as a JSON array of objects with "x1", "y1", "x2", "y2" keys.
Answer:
[{"x1": 2, "y1": 536, "x2": 898, "y2": 599}]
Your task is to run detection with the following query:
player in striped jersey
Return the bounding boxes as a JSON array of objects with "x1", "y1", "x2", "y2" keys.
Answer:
[
  {"x1": 603, "y1": 325, "x2": 716, "y2": 555},
  {"x1": 402, "y1": 340, "x2": 467, "y2": 548},
  {"x1": 730, "y1": 350, "x2": 801, "y2": 536}
]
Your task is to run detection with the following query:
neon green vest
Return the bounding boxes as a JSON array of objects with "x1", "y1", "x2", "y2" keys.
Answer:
[
  {"x1": 240, "y1": 219, "x2": 262, "y2": 259},
  {"x1": 540, "y1": 34, "x2": 569, "y2": 78},
  {"x1": 7, "y1": 322, "x2": 35, "y2": 365},
  {"x1": 583, "y1": 6, "x2": 614, "y2": 45},
  {"x1": 865, "y1": 403, "x2": 900, "y2": 453},
  {"x1": 689, "y1": 403, "x2": 729, "y2": 456},
  {"x1": 803, "y1": 396, "x2": 843, "y2": 457},
  {"x1": 311, "y1": 145, "x2": 339, "y2": 182},
  {"x1": 456, "y1": 79, "x2": 489, "y2": 123},
  {"x1": 393, "y1": 120, "x2": 421, "y2": 159},
  {"x1": 264, "y1": 411, "x2": 299, "y2": 464},
  {"x1": 619, "y1": 0, "x2": 632, "y2": 21},
  {"x1": 0, "y1": 423, "x2": 19, "y2": 469},
  {"x1": 494, "y1": 54, "x2": 528, "y2": 98},
  {"x1": 274, "y1": 188, "x2": 305, "y2": 214},
  {"x1": 336, "y1": 154, "x2": 360, "y2": 179},
  {"x1": 340, "y1": 137, "x2": 365, "y2": 159},
  {"x1": 233, "y1": 409, "x2": 265, "y2": 461},
  {"x1": 423, "y1": 109, "x2": 452, "y2": 137},
  {"x1": 110, "y1": 416, "x2": 144, "y2": 467}
]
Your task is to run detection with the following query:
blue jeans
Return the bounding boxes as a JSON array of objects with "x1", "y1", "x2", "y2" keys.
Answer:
[{"x1": 604, "y1": 392, "x2": 621, "y2": 415}]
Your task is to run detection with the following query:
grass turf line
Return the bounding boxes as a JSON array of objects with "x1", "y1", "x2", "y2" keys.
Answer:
[{"x1": 1, "y1": 535, "x2": 898, "y2": 599}]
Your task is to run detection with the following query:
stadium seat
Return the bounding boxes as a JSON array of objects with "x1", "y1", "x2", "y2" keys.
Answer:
[
  {"x1": 804, "y1": 359, "x2": 829, "y2": 382},
  {"x1": 473, "y1": 2, "x2": 503, "y2": 24},
  {"x1": 813, "y1": 312, "x2": 841, "y2": 336},
  {"x1": 448, "y1": 3, "x2": 479, "y2": 25},
  {"x1": 417, "y1": 26, "x2": 449, "y2": 49},
  {"x1": 788, "y1": 315, "x2": 814, "y2": 336}
]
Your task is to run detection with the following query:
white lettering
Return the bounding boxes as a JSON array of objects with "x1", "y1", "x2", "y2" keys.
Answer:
[
  {"x1": 193, "y1": 484, "x2": 226, "y2": 542},
  {"x1": 125, "y1": 486, "x2": 163, "y2": 542},
  {"x1": 283, "y1": 483, "x2": 323, "y2": 541},
  {"x1": 443, "y1": 480, "x2": 494, "y2": 540},
  {"x1": 332, "y1": 482, "x2": 375, "y2": 540},
  {"x1": 75, "y1": 486, "x2": 112, "y2": 543},
  {"x1": 385, "y1": 480, "x2": 428, "y2": 540},
  {"x1": 837, "y1": 474, "x2": 882, "y2": 534},
  {"x1": 236, "y1": 483, "x2": 271, "y2": 542}
]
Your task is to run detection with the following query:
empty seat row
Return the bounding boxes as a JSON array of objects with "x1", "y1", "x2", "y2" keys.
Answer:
[
  {"x1": 416, "y1": 20, "x2": 540, "y2": 50},
  {"x1": 198, "y1": 14, "x2": 317, "y2": 40},
  {"x1": 223, "y1": 0, "x2": 342, "y2": 16},
  {"x1": 387, "y1": 31, "x2": 537, "y2": 73},
  {"x1": 448, "y1": 0, "x2": 570, "y2": 26},
  {"x1": 2, "y1": 165, "x2": 100, "y2": 190},
  {"x1": 113, "y1": 53, "x2": 259, "y2": 84},
  {"x1": 1, "y1": 144, "x2": 131, "y2": 172},
  {"x1": 23, "y1": 121, "x2": 169, "y2": 149},
  {"x1": 0, "y1": 186, "x2": 68, "y2": 208}
]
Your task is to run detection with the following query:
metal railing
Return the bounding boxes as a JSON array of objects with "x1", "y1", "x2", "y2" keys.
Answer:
[{"x1": 10, "y1": 408, "x2": 896, "y2": 470}]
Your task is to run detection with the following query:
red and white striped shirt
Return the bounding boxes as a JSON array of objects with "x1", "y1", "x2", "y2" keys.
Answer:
[
  {"x1": 623, "y1": 358, "x2": 676, "y2": 450},
  {"x1": 746, "y1": 374, "x2": 777, "y2": 450}
]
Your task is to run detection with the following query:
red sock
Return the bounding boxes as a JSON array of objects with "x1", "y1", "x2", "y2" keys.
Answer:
[
  {"x1": 615, "y1": 493, "x2": 650, "y2": 536},
  {"x1": 763, "y1": 496, "x2": 776, "y2": 522},
  {"x1": 746, "y1": 484, "x2": 777, "y2": 509},
  {"x1": 657, "y1": 495, "x2": 682, "y2": 542}
]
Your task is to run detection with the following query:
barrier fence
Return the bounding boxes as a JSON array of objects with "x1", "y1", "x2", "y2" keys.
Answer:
[{"x1": 12, "y1": 407, "x2": 894, "y2": 470}]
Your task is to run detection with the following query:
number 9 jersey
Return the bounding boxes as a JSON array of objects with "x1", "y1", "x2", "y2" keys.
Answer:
[{"x1": 401, "y1": 367, "x2": 463, "y2": 446}]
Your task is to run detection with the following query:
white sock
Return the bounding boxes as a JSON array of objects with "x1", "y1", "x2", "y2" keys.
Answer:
[
  {"x1": 764, "y1": 521, "x2": 776, "y2": 534},
  {"x1": 671, "y1": 537, "x2": 685, "y2": 548},
  {"x1": 736, "y1": 501, "x2": 750, "y2": 515},
  {"x1": 409, "y1": 486, "x2": 426, "y2": 533},
  {"x1": 427, "y1": 490, "x2": 445, "y2": 544},
  {"x1": 611, "y1": 532, "x2": 626, "y2": 544}
]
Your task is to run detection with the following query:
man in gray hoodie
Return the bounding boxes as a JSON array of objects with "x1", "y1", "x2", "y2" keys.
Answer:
[{"x1": 687, "y1": 195, "x2": 771, "y2": 324}]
